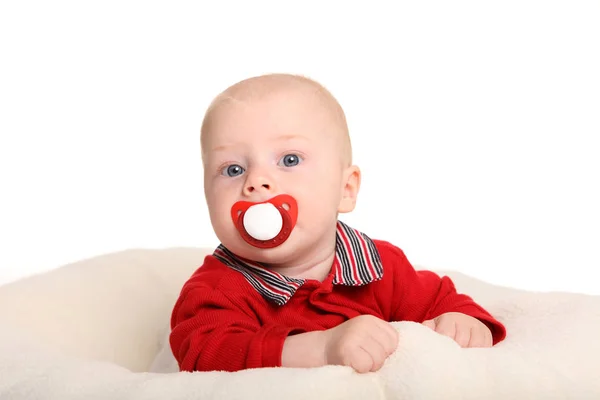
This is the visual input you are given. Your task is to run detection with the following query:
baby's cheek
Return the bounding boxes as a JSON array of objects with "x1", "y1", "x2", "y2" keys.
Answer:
[
  {"x1": 207, "y1": 182, "x2": 237, "y2": 208},
  {"x1": 211, "y1": 214, "x2": 242, "y2": 250},
  {"x1": 206, "y1": 193, "x2": 235, "y2": 231},
  {"x1": 298, "y1": 196, "x2": 338, "y2": 228}
]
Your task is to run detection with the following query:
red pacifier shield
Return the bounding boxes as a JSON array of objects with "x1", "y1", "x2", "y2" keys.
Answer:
[{"x1": 230, "y1": 194, "x2": 298, "y2": 249}]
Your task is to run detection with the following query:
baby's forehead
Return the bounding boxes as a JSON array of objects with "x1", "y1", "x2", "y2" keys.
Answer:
[{"x1": 201, "y1": 74, "x2": 352, "y2": 163}]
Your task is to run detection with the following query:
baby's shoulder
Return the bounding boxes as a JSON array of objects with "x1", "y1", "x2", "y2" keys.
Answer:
[
  {"x1": 369, "y1": 238, "x2": 419, "y2": 279},
  {"x1": 179, "y1": 255, "x2": 251, "y2": 298},
  {"x1": 371, "y1": 239, "x2": 408, "y2": 261}
]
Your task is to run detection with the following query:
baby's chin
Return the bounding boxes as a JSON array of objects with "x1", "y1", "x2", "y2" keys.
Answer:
[{"x1": 221, "y1": 233, "x2": 304, "y2": 265}]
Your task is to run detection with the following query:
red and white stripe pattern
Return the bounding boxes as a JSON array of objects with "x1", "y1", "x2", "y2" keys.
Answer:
[
  {"x1": 332, "y1": 220, "x2": 383, "y2": 286},
  {"x1": 213, "y1": 220, "x2": 383, "y2": 306}
]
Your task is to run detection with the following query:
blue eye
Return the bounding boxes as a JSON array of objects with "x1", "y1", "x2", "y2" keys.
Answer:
[
  {"x1": 278, "y1": 154, "x2": 302, "y2": 167},
  {"x1": 222, "y1": 164, "x2": 245, "y2": 177}
]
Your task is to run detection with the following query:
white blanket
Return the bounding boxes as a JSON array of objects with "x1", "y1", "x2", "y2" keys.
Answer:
[
  {"x1": 1, "y1": 248, "x2": 599, "y2": 399},
  {"x1": 1, "y1": 275, "x2": 599, "y2": 399}
]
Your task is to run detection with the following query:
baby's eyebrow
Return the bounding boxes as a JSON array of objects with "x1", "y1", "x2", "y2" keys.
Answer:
[
  {"x1": 274, "y1": 134, "x2": 309, "y2": 142},
  {"x1": 211, "y1": 143, "x2": 238, "y2": 152},
  {"x1": 210, "y1": 134, "x2": 309, "y2": 153}
]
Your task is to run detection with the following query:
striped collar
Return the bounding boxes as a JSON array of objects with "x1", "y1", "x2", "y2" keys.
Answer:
[{"x1": 213, "y1": 220, "x2": 383, "y2": 306}]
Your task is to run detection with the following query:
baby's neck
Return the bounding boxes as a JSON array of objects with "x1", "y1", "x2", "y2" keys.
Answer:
[{"x1": 264, "y1": 240, "x2": 336, "y2": 282}]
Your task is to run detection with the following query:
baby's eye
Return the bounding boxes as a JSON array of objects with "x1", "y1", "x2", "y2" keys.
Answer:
[
  {"x1": 278, "y1": 154, "x2": 302, "y2": 168},
  {"x1": 221, "y1": 164, "x2": 245, "y2": 177}
]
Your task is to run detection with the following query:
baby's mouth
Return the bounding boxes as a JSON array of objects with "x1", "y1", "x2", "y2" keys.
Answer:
[{"x1": 230, "y1": 194, "x2": 298, "y2": 249}]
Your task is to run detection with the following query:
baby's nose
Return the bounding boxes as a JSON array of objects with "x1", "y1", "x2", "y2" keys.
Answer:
[
  {"x1": 246, "y1": 182, "x2": 271, "y2": 193},
  {"x1": 244, "y1": 175, "x2": 273, "y2": 195}
]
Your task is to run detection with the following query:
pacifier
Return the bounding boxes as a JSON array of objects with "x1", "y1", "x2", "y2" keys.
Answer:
[{"x1": 230, "y1": 194, "x2": 298, "y2": 249}]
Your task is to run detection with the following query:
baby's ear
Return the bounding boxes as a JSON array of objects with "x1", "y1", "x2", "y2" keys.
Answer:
[{"x1": 338, "y1": 165, "x2": 361, "y2": 213}]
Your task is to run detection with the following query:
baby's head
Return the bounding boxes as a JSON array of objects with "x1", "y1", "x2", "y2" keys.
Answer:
[{"x1": 201, "y1": 73, "x2": 360, "y2": 265}]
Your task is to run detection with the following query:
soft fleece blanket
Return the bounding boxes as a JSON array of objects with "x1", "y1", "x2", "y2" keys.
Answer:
[{"x1": 1, "y1": 270, "x2": 599, "y2": 399}]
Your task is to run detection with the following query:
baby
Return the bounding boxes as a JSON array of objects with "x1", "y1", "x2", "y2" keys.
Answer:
[{"x1": 170, "y1": 73, "x2": 506, "y2": 373}]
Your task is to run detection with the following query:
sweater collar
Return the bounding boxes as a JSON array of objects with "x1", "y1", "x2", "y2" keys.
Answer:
[{"x1": 213, "y1": 220, "x2": 383, "y2": 306}]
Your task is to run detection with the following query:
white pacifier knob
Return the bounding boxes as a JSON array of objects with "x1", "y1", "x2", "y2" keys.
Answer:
[{"x1": 243, "y1": 202, "x2": 283, "y2": 241}]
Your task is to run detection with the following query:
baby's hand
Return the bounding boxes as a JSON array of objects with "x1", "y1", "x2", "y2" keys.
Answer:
[
  {"x1": 323, "y1": 315, "x2": 399, "y2": 373},
  {"x1": 422, "y1": 312, "x2": 493, "y2": 348}
]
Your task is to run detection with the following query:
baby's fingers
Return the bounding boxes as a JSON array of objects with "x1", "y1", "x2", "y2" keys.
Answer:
[
  {"x1": 383, "y1": 323, "x2": 400, "y2": 353},
  {"x1": 454, "y1": 326, "x2": 471, "y2": 348},
  {"x1": 349, "y1": 346, "x2": 375, "y2": 374},
  {"x1": 362, "y1": 338, "x2": 388, "y2": 372},
  {"x1": 468, "y1": 325, "x2": 493, "y2": 348},
  {"x1": 370, "y1": 322, "x2": 398, "y2": 356},
  {"x1": 373, "y1": 318, "x2": 399, "y2": 353},
  {"x1": 434, "y1": 318, "x2": 457, "y2": 341}
]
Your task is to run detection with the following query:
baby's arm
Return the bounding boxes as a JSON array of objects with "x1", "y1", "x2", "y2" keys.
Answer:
[
  {"x1": 170, "y1": 284, "x2": 302, "y2": 372},
  {"x1": 281, "y1": 331, "x2": 327, "y2": 368},
  {"x1": 385, "y1": 243, "x2": 506, "y2": 345},
  {"x1": 283, "y1": 315, "x2": 398, "y2": 373},
  {"x1": 170, "y1": 283, "x2": 397, "y2": 373}
]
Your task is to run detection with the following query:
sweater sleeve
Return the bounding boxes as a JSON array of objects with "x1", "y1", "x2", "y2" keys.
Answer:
[
  {"x1": 169, "y1": 284, "x2": 295, "y2": 372},
  {"x1": 388, "y1": 245, "x2": 506, "y2": 345}
]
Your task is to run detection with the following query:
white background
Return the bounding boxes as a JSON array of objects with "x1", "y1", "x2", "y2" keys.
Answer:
[{"x1": 1, "y1": 1, "x2": 598, "y2": 294}]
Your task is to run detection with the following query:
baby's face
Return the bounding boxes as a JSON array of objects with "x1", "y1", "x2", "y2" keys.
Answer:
[{"x1": 202, "y1": 86, "x2": 357, "y2": 264}]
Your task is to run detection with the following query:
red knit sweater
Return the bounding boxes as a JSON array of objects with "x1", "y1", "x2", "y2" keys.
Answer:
[{"x1": 170, "y1": 236, "x2": 506, "y2": 372}]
